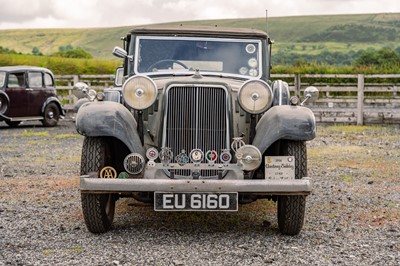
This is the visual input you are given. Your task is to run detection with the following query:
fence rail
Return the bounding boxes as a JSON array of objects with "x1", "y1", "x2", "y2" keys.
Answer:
[{"x1": 56, "y1": 74, "x2": 400, "y2": 125}]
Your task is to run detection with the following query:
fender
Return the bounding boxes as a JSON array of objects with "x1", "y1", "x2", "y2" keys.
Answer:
[
  {"x1": 252, "y1": 105, "x2": 316, "y2": 155},
  {"x1": 73, "y1": 98, "x2": 90, "y2": 113},
  {"x1": 42, "y1": 96, "x2": 66, "y2": 116},
  {"x1": 76, "y1": 101, "x2": 145, "y2": 156}
]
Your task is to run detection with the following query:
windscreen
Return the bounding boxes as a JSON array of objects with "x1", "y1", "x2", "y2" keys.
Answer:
[{"x1": 135, "y1": 36, "x2": 261, "y2": 78}]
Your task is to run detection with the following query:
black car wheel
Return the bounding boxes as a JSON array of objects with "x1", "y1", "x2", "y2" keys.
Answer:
[
  {"x1": 41, "y1": 102, "x2": 60, "y2": 127},
  {"x1": 81, "y1": 137, "x2": 116, "y2": 233},
  {"x1": 0, "y1": 93, "x2": 9, "y2": 115},
  {"x1": 277, "y1": 140, "x2": 307, "y2": 235}
]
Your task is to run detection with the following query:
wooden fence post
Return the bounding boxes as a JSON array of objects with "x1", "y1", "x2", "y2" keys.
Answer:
[
  {"x1": 357, "y1": 74, "x2": 364, "y2": 126},
  {"x1": 294, "y1": 74, "x2": 301, "y2": 99}
]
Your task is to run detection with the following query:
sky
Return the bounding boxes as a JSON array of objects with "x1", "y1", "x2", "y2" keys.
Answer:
[{"x1": 0, "y1": 0, "x2": 399, "y2": 29}]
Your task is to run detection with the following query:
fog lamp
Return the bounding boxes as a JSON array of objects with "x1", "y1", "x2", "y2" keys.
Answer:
[
  {"x1": 238, "y1": 80, "x2": 272, "y2": 114},
  {"x1": 123, "y1": 75, "x2": 157, "y2": 110}
]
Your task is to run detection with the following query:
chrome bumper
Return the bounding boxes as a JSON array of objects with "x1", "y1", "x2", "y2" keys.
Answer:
[{"x1": 80, "y1": 176, "x2": 312, "y2": 195}]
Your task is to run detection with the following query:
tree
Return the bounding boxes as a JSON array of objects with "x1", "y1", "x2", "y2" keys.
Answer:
[{"x1": 32, "y1": 47, "x2": 42, "y2": 56}]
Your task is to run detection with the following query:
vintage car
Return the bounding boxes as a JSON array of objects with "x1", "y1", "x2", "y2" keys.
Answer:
[
  {"x1": 75, "y1": 26, "x2": 319, "y2": 235},
  {"x1": 0, "y1": 66, "x2": 64, "y2": 127}
]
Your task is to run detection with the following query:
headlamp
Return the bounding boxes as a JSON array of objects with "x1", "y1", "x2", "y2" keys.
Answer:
[
  {"x1": 237, "y1": 80, "x2": 273, "y2": 114},
  {"x1": 122, "y1": 75, "x2": 157, "y2": 110}
]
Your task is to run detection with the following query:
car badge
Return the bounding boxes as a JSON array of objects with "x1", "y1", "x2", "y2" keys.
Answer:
[
  {"x1": 205, "y1": 150, "x2": 218, "y2": 164},
  {"x1": 189, "y1": 149, "x2": 204, "y2": 163},
  {"x1": 99, "y1": 166, "x2": 117, "y2": 179},
  {"x1": 231, "y1": 137, "x2": 245, "y2": 153},
  {"x1": 159, "y1": 147, "x2": 173, "y2": 164},
  {"x1": 220, "y1": 149, "x2": 232, "y2": 164},
  {"x1": 146, "y1": 147, "x2": 159, "y2": 161},
  {"x1": 118, "y1": 172, "x2": 129, "y2": 179},
  {"x1": 175, "y1": 149, "x2": 189, "y2": 166}
]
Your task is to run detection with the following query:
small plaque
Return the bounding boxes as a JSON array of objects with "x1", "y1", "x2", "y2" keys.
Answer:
[{"x1": 264, "y1": 156, "x2": 295, "y2": 179}]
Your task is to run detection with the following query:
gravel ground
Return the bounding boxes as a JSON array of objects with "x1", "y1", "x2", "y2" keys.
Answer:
[{"x1": 0, "y1": 120, "x2": 399, "y2": 265}]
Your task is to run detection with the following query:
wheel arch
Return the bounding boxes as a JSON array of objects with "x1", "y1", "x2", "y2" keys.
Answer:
[
  {"x1": 76, "y1": 101, "x2": 145, "y2": 157},
  {"x1": 41, "y1": 96, "x2": 65, "y2": 116},
  {"x1": 252, "y1": 105, "x2": 316, "y2": 155}
]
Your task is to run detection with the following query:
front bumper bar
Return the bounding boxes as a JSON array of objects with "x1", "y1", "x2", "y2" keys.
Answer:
[{"x1": 80, "y1": 176, "x2": 312, "y2": 195}]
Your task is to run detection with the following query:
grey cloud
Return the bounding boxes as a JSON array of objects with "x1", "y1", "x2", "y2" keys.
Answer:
[{"x1": 0, "y1": 0, "x2": 56, "y2": 23}]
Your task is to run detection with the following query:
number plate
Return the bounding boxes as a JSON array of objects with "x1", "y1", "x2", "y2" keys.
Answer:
[
  {"x1": 154, "y1": 192, "x2": 238, "y2": 211},
  {"x1": 265, "y1": 156, "x2": 295, "y2": 179}
]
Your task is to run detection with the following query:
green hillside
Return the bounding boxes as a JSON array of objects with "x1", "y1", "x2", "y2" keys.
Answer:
[{"x1": 0, "y1": 13, "x2": 399, "y2": 59}]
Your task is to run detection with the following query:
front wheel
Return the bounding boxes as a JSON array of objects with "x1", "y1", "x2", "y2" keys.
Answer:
[
  {"x1": 42, "y1": 102, "x2": 60, "y2": 127},
  {"x1": 81, "y1": 193, "x2": 115, "y2": 234},
  {"x1": 277, "y1": 140, "x2": 307, "y2": 235},
  {"x1": 80, "y1": 137, "x2": 116, "y2": 233}
]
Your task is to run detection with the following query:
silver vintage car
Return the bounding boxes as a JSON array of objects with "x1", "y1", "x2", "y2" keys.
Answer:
[{"x1": 75, "y1": 26, "x2": 318, "y2": 235}]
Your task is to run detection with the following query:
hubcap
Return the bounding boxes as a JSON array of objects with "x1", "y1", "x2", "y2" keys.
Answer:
[{"x1": 48, "y1": 111, "x2": 54, "y2": 119}]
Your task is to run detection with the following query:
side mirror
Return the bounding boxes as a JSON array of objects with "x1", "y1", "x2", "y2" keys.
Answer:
[
  {"x1": 73, "y1": 82, "x2": 89, "y2": 99},
  {"x1": 114, "y1": 67, "x2": 124, "y2": 87},
  {"x1": 112, "y1": 46, "x2": 127, "y2": 59},
  {"x1": 301, "y1": 86, "x2": 319, "y2": 105}
]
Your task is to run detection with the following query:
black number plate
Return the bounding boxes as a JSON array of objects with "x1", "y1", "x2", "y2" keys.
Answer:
[{"x1": 154, "y1": 192, "x2": 238, "y2": 211}]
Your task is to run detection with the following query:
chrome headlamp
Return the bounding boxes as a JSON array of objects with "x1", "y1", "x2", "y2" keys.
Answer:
[
  {"x1": 237, "y1": 80, "x2": 273, "y2": 114},
  {"x1": 122, "y1": 75, "x2": 157, "y2": 110}
]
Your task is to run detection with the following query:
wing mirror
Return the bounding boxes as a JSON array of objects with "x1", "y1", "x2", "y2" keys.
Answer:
[
  {"x1": 112, "y1": 46, "x2": 127, "y2": 59},
  {"x1": 301, "y1": 86, "x2": 319, "y2": 105},
  {"x1": 73, "y1": 82, "x2": 97, "y2": 101}
]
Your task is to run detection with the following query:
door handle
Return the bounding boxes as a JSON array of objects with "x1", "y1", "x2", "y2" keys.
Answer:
[{"x1": 26, "y1": 88, "x2": 33, "y2": 91}]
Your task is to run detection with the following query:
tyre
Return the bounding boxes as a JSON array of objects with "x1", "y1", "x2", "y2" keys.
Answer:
[
  {"x1": 41, "y1": 102, "x2": 60, "y2": 127},
  {"x1": 81, "y1": 137, "x2": 116, "y2": 233},
  {"x1": 0, "y1": 93, "x2": 9, "y2": 115},
  {"x1": 277, "y1": 140, "x2": 307, "y2": 235},
  {"x1": 5, "y1": 121, "x2": 21, "y2": 127}
]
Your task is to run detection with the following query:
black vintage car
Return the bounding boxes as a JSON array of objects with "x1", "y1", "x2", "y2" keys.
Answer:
[
  {"x1": 74, "y1": 26, "x2": 319, "y2": 235},
  {"x1": 0, "y1": 66, "x2": 64, "y2": 127}
]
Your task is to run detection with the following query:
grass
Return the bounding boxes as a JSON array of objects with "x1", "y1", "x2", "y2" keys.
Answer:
[{"x1": 18, "y1": 130, "x2": 49, "y2": 137}]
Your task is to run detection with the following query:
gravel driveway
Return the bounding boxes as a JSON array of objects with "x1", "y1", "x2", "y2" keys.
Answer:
[{"x1": 0, "y1": 120, "x2": 399, "y2": 265}]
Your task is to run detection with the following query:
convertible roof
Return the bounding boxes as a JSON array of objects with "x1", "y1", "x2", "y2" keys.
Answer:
[{"x1": 130, "y1": 25, "x2": 269, "y2": 39}]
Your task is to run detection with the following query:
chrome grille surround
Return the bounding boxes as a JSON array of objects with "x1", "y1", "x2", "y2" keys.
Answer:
[{"x1": 162, "y1": 84, "x2": 230, "y2": 179}]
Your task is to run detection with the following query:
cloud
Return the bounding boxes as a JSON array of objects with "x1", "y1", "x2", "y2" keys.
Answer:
[
  {"x1": 0, "y1": 0, "x2": 56, "y2": 23},
  {"x1": 0, "y1": 0, "x2": 399, "y2": 29}
]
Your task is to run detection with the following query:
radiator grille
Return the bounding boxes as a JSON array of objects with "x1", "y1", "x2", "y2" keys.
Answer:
[{"x1": 163, "y1": 85, "x2": 229, "y2": 178}]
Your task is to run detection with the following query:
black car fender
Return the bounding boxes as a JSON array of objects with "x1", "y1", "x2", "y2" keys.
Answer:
[
  {"x1": 75, "y1": 101, "x2": 145, "y2": 156},
  {"x1": 252, "y1": 105, "x2": 316, "y2": 155},
  {"x1": 42, "y1": 97, "x2": 66, "y2": 116}
]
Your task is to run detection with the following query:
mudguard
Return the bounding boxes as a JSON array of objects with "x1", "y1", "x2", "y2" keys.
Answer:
[
  {"x1": 42, "y1": 97, "x2": 66, "y2": 116},
  {"x1": 76, "y1": 101, "x2": 144, "y2": 155},
  {"x1": 252, "y1": 105, "x2": 316, "y2": 154}
]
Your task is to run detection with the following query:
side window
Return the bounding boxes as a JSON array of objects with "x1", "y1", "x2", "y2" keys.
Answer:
[
  {"x1": 44, "y1": 73, "x2": 54, "y2": 87},
  {"x1": 28, "y1": 72, "x2": 43, "y2": 88},
  {"x1": 7, "y1": 72, "x2": 26, "y2": 88}
]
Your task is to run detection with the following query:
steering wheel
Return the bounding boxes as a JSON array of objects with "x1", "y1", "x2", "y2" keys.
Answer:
[{"x1": 147, "y1": 59, "x2": 189, "y2": 72}]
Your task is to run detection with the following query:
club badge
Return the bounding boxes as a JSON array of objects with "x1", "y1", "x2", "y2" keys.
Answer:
[
  {"x1": 189, "y1": 149, "x2": 204, "y2": 163},
  {"x1": 175, "y1": 149, "x2": 189, "y2": 165},
  {"x1": 99, "y1": 166, "x2": 117, "y2": 179},
  {"x1": 205, "y1": 150, "x2": 218, "y2": 164},
  {"x1": 159, "y1": 147, "x2": 173, "y2": 164},
  {"x1": 220, "y1": 149, "x2": 232, "y2": 164}
]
